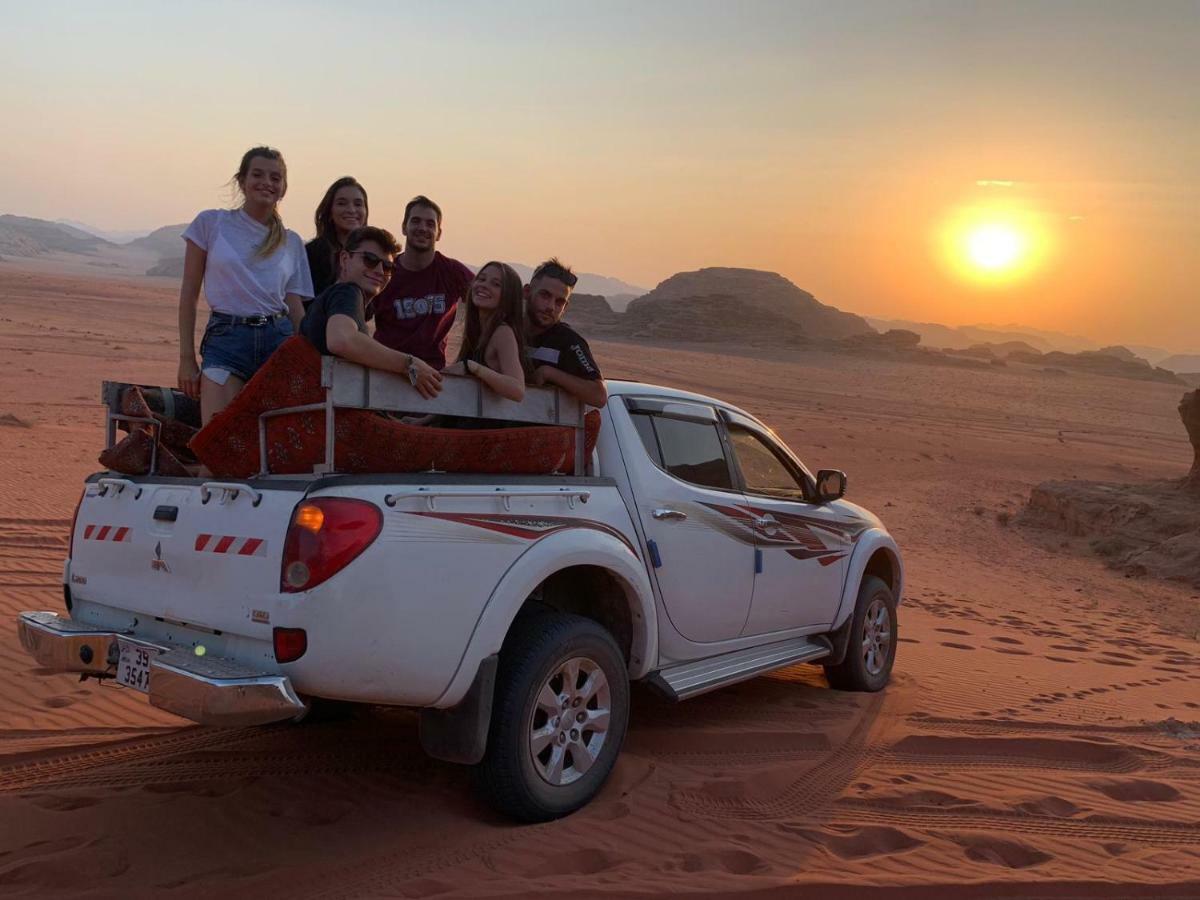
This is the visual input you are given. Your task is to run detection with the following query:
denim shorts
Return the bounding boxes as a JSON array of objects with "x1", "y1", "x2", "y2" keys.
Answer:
[{"x1": 199, "y1": 313, "x2": 294, "y2": 384}]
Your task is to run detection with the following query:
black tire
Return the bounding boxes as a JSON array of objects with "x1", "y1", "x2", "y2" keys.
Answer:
[
  {"x1": 823, "y1": 575, "x2": 897, "y2": 692},
  {"x1": 477, "y1": 612, "x2": 630, "y2": 822}
]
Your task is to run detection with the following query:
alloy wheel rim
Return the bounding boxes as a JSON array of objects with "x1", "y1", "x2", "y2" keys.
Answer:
[
  {"x1": 528, "y1": 656, "x2": 612, "y2": 786},
  {"x1": 861, "y1": 597, "x2": 892, "y2": 676}
]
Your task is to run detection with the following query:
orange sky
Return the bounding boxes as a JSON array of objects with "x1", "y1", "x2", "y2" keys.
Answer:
[{"x1": 2, "y1": 2, "x2": 1197, "y2": 350}]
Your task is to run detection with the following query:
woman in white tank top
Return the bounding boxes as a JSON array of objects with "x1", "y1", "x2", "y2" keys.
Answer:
[{"x1": 177, "y1": 146, "x2": 314, "y2": 425}]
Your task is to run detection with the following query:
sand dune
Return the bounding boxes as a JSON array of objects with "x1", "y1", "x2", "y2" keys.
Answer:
[{"x1": 0, "y1": 260, "x2": 1196, "y2": 897}]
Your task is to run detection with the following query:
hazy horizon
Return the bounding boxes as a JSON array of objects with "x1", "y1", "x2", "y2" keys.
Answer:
[{"x1": 3, "y1": 1, "x2": 1197, "y2": 348}]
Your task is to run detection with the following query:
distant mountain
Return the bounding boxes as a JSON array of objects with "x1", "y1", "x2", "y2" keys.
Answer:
[
  {"x1": 1160, "y1": 354, "x2": 1200, "y2": 375},
  {"x1": 970, "y1": 322, "x2": 1098, "y2": 354},
  {"x1": 56, "y1": 219, "x2": 154, "y2": 244},
  {"x1": 127, "y1": 224, "x2": 188, "y2": 259},
  {"x1": 497, "y1": 263, "x2": 647, "y2": 299},
  {"x1": 607, "y1": 293, "x2": 638, "y2": 313},
  {"x1": 625, "y1": 268, "x2": 873, "y2": 342},
  {"x1": 867, "y1": 318, "x2": 1059, "y2": 352},
  {"x1": 0, "y1": 214, "x2": 115, "y2": 257}
]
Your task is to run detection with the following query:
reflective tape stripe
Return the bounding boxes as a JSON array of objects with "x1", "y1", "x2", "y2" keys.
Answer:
[
  {"x1": 195, "y1": 534, "x2": 211, "y2": 551},
  {"x1": 239, "y1": 538, "x2": 263, "y2": 556},
  {"x1": 214, "y1": 535, "x2": 236, "y2": 554}
]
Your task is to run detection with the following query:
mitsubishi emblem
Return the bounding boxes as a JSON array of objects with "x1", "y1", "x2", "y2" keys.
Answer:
[{"x1": 150, "y1": 541, "x2": 170, "y2": 573}]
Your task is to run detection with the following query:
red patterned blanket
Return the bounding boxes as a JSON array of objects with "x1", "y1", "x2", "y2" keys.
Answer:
[{"x1": 189, "y1": 337, "x2": 601, "y2": 479}]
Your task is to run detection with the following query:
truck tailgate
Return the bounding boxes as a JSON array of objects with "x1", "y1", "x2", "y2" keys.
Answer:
[{"x1": 69, "y1": 477, "x2": 303, "y2": 637}]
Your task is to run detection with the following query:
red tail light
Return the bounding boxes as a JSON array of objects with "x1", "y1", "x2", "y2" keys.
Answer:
[
  {"x1": 273, "y1": 627, "x2": 308, "y2": 663},
  {"x1": 280, "y1": 498, "x2": 382, "y2": 593}
]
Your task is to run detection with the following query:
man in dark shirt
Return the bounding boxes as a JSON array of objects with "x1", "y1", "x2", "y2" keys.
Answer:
[
  {"x1": 301, "y1": 226, "x2": 442, "y2": 398},
  {"x1": 525, "y1": 258, "x2": 608, "y2": 409},
  {"x1": 371, "y1": 195, "x2": 474, "y2": 370}
]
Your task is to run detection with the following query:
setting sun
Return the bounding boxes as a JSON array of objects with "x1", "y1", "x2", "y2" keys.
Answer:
[
  {"x1": 938, "y1": 201, "x2": 1054, "y2": 287},
  {"x1": 965, "y1": 224, "x2": 1025, "y2": 271}
]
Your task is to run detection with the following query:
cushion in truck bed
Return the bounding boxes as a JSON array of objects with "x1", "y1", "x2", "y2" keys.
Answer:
[
  {"x1": 190, "y1": 336, "x2": 601, "y2": 478},
  {"x1": 99, "y1": 385, "x2": 197, "y2": 476}
]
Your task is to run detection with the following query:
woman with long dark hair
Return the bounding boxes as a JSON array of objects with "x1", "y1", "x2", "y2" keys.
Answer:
[
  {"x1": 306, "y1": 176, "x2": 368, "y2": 296},
  {"x1": 445, "y1": 261, "x2": 527, "y2": 402},
  {"x1": 177, "y1": 146, "x2": 313, "y2": 424}
]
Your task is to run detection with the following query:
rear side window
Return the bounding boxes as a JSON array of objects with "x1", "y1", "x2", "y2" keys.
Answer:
[
  {"x1": 632, "y1": 413, "x2": 733, "y2": 491},
  {"x1": 629, "y1": 413, "x2": 662, "y2": 467}
]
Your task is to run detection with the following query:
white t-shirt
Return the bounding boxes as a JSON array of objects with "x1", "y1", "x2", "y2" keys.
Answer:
[{"x1": 182, "y1": 208, "x2": 313, "y2": 316}]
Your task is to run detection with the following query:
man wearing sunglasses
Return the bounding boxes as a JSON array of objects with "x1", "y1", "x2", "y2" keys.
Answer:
[
  {"x1": 372, "y1": 195, "x2": 474, "y2": 370},
  {"x1": 301, "y1": 226, "x2": 443, "y2": 399},
  {"x1": 525, "y1": 258, "x2": 608, "y2": 409}
]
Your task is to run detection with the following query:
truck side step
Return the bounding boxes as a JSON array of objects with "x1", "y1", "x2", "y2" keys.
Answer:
[{"x1": 647, "y1": 636, "x2": 831, "y2": 701}]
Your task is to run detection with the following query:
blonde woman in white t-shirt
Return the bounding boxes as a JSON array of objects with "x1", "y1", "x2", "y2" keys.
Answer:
[{"x1": 177, "y1": 146, "x2": 314, "y2": 425}]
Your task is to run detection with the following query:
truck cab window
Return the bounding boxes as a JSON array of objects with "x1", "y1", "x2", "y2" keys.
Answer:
[
  {"x1": 728, "y1": 426, "x2": 806, "y2": 497},
  {"x1": 650, "y1": 416, "x2": 733, "y2": 490},
  {"x1": 629, "y1": 412, "x2": 663, "y2": 467}
]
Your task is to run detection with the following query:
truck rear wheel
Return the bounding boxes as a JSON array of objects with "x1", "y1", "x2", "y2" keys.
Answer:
[
  {"x1": 824, "y1": 575, "x2": 896, "y2": 692},
  {"x1": 477, "y1": 612, "x2": 629, "y2": 822}
]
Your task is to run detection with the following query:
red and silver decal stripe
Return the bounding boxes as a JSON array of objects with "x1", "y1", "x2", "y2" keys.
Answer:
[
  {"x1": 82, "y1": 525, "x2": 131, "y2": 542},
  {"x1": 194, "y1": 534, "x2": 268, "y2": 556}
]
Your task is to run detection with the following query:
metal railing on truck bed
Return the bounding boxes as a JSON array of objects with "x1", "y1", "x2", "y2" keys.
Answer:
[{"x1": 102, "y1": 356, "x2": 589, "y2": 477}]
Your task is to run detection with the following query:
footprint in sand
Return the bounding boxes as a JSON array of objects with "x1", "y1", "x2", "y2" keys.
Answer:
[
  {"x1": 679, "y1": 848, "x2": 770, "y2": 875},
  {"x1": 957, "y1": 837, "x2": 1052, "y2": 869},
  {"x1": 934, "y1": 628, "x2": 971, "y2": 636},
  {"x1": 940, "y1": 642, "x2": 973, "y2": 650},
  {"x1": 1087, "y1": 779, "x2": 1182, "y2": 802},
  {"x1": 783, "y1": 824, "x2": 925, "y2": 860}
]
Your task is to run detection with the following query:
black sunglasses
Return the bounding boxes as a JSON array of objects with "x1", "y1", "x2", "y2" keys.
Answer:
[{"x1": 349, "y1": 250, "x2": 395, "y2": 274}]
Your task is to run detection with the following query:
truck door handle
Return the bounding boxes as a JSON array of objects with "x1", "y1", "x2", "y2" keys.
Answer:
[{"x1": 652, "y1": 508, "x2": 687, "y2": 521}]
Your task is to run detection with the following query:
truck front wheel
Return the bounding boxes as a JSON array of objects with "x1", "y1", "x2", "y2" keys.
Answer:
[
  {"x1": 478, "y1": 612, "x2": 629, "y2": 822},
  {"x1": 823, "y1": 575, "x2": 897, "y2": 692}
]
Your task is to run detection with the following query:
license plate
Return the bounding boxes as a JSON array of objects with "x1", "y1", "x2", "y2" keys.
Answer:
[{"x1": 116, "y1": 639, "x2": 158, "y2": 693}]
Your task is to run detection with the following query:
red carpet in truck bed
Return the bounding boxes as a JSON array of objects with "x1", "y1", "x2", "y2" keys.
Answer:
[{"x1": 189, "y1": 336, "x2": 601, "y2": 478}]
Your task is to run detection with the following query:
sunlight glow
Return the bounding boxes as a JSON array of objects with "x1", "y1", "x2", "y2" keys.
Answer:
[
  {"x1": 966, "y1": 224, "x2": 1025, "y2": 271},
  {"x1": 937, "y1": 202, "x2": 1055, "y2": 287}
]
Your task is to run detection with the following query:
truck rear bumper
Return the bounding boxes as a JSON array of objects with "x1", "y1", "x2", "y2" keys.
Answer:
[{"x1": 17, "y1": 611, "x2": 307, "y2": 728}]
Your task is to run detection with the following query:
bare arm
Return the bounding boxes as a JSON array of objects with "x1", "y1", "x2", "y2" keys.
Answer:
[
  {"x1": 177, "y1": 240, "x2": 207, "y2": 399},
  {"x1": 534, "y1": 365, "x2": 608, "y2": 409},
  {"x1": 284, "y1": 293, "x2": 306, "y2": 332},
  {"x1": 325, "y1": 314, "x2": 443, "y2": 399},
  {"x1": 467, "y1": 325, "x2": 525, "y2": 402}
]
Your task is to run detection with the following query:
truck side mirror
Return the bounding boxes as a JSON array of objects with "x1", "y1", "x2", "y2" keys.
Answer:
[{"x1": 815, "y1": 469, "x2": 846, "y2": 503}]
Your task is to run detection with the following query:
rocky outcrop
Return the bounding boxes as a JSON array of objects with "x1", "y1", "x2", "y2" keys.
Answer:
[
  {"x1": 1008, "y1": 350, "x2": 1181, "y2": 385},
  {"x1": 146, "y1": 256, "x2": 185, "y2": 278},
  {"x1": 1021, "y1": 480, "x2": 1199, "y2": 588},
  {"x1": 564, "y1": 293, "x2": 619, "y2": 330},
  {"x1": 626, "y1": 268, "x2": 874, "y2": 342},
  {"x1": 620, "y1": 294, "x2": 812, "y2": 345},
  {"x1": 1020, "y1": 389, "x2": 1200, "y2": 586},
  {"x1": 1181, "y1": 390, "x2": 1200, "y2": 491}
]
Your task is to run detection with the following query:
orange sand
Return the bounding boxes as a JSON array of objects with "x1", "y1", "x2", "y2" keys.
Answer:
[{"x1": 0, "y1": 260, "x2": 1197, "y2": 898}]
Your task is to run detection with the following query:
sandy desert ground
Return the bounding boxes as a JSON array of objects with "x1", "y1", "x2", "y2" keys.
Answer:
[{"x1": 0, "y1": 259, "x2": 1198, "y2": 898}]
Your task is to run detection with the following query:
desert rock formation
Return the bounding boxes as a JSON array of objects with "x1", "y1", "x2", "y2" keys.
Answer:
[
  {"x1": 626, "y1": 267, "x2": 874, "y2": 341},
  {"x1": 1181, "y1": 389, "x2": 1200, "y2": 490}
]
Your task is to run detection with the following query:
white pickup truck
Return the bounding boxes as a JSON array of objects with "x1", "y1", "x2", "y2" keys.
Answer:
[{"x1": 17, "y1": 361, "x2": 903, "y2": 822}]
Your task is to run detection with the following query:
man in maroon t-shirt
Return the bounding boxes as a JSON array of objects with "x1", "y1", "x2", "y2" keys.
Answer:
[{"x1": 372, "y1": 195, "x2": 474, "y2": 369}]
